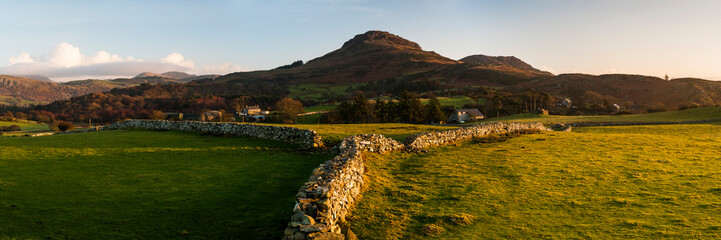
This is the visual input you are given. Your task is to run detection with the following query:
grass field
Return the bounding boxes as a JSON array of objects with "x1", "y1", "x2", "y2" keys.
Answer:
[
  {"x1": 0, "y1": 120, "x2": 50, "y2": 132},
  {"x1": 421, "y1": 96, "x2": 485, "y2": 109},
  {"x1": 0, "y1": 130, "x2": 333, "y2": 239},
  {"x1": 303, "y1": 105, "x2": 338, "y2": 113},
  {"x1": 349, "y1": 124, "x2": 721, "y2": 239},
  {"x1": 485, "y1": 106, "x2": 721, "y2": 124},
  {"x1": 286, "y1": 123, "x2": 457, "y2": 144}
]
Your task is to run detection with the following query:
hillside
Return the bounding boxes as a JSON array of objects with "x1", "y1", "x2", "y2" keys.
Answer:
[
  {"x1": 0, "y1": 74, "x2": 193, "y2": 106},
  {"x1": 516, "y1": 74, "x2": 721, "y2": 109}
]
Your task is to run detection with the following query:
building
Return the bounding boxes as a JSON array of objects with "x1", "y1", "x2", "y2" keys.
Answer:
[
  {"x1": 202, "y1": 110, "x2": 223, "y2": 121},
  {"x1": 448, "y1": 109, "x2": 485, "y2": 123},
  {"x1": 163, "y1": 113, "x2": 183, "y2": 121},
  {"x1": 241, "y1": 105, "x2": 262, "y2": 115},
  {"x1": 559, "y1": 98, "x2": 572, "y2": 108}
]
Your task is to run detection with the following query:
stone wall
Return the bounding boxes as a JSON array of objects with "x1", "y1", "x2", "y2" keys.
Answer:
[
  {"x1": 284, "y1": 134, "x2": 404, "y2": 240},
  {"x1": 101, "y1": 120, "x2": 324, "y2": 148},
  {"x1": 405, "y1": 122, "x2": 549, "y2": 152}
]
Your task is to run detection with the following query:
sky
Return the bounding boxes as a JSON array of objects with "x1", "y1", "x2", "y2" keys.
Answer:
[{"x1": 1, "y1": 0, "x2": 721, "y2": 82}]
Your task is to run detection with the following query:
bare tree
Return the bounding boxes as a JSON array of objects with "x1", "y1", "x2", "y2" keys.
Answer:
[{"x1": 275, "y1": 98, "x2": 303, "y2": 123}]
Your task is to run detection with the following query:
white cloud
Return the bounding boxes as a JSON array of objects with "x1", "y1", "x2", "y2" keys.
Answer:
[
  {"x1": 9, "y1": 52, "x2": 35, "y2": 65},
  {"x1": 2, "y1": 43, "x2": 245, "y2": 82},
  {"x1": 49, "y1": 42, "x2": 84, "y2": 67},
  {"x1": 161, "y1": 53, "x2": 195, "y2": 69}
]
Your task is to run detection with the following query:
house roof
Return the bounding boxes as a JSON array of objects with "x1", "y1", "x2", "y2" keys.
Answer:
[{"x1": 456, "y1": 109, "x2": 484, "y2": 117}]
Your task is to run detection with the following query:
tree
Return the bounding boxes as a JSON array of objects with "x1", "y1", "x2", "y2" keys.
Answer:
[
  {"x1": 149, "y1": 110, "x2": 166, "y2": 120},
  {"x1": 3, "y1": 111, "x2": 14, "y2": 119},
  {"x1": 665, "y1": 74, "x2": 669, "y2": 81},
  {"x1": 398, "y1": 90, "x2": 424, "y2": 123},
  {"x1": 351, "y1": 92, "x2": 375, "y2": 123},
  {"x1": 275, "y1": 98, "x2": 303, "y2": 123},
  {"x1": 425, "y1": 95, "x2": 445, "y2": 123}
]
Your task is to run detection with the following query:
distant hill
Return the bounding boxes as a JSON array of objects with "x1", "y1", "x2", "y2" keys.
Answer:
[
  {"x1": 515, "y1": 74, "x2": 721, "y2": 109},
  {"x1": 134, "y1": 71, "x2": 197, "y2": 81},
  {"x1": 15, "y1": 75, "x2": 54, "y2": 82},
  {"x1": 0, "y1": 74, "x2": 189, "y2": 106}
]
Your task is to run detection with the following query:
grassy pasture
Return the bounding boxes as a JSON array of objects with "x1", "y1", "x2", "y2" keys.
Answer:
[
  {"x1": 421, "y1": 96, "x2": 485, "y2": 108},
  {"x1": 485, "y1": 106, "x2": 721, "y2": 124},
  {"x1": 0, "y1": 120, "x2": 50, "y2": 132},
  {"x1": 349, "y1": 124, "x2": 721, "y2": 239},
  {"x1": 0, "y1": 130, "x2": 333, "y2": 239},
  {"x1": 286, "y1": 123, "x2": 457, "y2": 144}
]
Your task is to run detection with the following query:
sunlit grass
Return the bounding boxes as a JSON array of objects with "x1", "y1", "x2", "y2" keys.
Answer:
[
  {"x1": 0, "y1": 120, "x2": 49, "y2": 132},
  {"x1": 285, "y1": 123, "x2": 457, "y2": 144},
  {"x1": 0, "y1": 130, "x2": 333, "y2": 239},
  {"x1": 485, "y1": 106, "x2": 721, "y2": 124},
  {"x1": 349, "y1": 124, "x2": 721, "y2": 239}
]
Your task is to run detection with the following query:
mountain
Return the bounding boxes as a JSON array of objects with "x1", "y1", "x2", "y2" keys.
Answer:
[{"x1": 215, "y1": 31, "x2": 551, "y2": 91}]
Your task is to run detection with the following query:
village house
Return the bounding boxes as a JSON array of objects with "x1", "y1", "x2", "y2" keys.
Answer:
[
  {"x1": 241, "y1": 105, "x2": 262, "y2": 115},
  {"x1": 448, "y1": 109, "x2": 485, "y2": 123}
]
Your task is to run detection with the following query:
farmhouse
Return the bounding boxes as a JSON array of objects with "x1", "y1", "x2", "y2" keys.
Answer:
[
  {"x1": 448, "y1": 109, "x2": 484, "y2": 123},
  {"x1": 241, "y1": 105, "x2": 262, "y2": 115}
]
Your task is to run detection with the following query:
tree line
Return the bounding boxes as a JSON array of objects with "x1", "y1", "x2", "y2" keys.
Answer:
[{"x1": 321, "y1": 91, "x2": 447, "y2": 124}]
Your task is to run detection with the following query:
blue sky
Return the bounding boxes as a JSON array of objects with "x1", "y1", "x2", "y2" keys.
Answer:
[{"x1": 2, "y1": 0, "x2": 721, "y2": 81}]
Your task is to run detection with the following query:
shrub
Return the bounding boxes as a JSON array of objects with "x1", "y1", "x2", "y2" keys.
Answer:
[
  {"x1": 57, "y1": 121, "x2": 76, "y2": 132},
  {"x1": 0, "y1": 125, "x2": 21, "y2": 132}
]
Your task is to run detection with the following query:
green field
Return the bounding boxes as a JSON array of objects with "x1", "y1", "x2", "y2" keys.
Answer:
[
  {"x1": 303, "y1": 105, "x2": 338, "y2": 113},
  {"x1": 421, "y1": 96, "x2": 485, "y2": 108},
  {"x1": 0, "y1": 130, "x2": 333, "y2": 239},
  {"x1": 288, "y1": 83, "x2": 365, "y2": 100},
  {"x1": 286, "y1": 123, "x2": 457, "y2": 144},
  {"x1": 0, "y1": 120, "x2": 50, "y2": 132},
  {"x1": 349, "y1": 124, "x2": 721, "y2": 239},
  {"x1": 485, "y1": 106, "x2": 721, "y2": 124}
]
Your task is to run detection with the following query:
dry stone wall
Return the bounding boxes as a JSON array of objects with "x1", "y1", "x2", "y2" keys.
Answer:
[
  {"x1": 405, "y1": 122, "x2": 549, "y2": 152},
  {"x1": 284, "y1": 134, "x2": 404, "y2": 240},
  {"x1": 101, "y1": 120, "x2": 324, "y2": 148}
]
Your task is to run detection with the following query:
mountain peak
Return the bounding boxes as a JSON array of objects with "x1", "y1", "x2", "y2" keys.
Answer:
[{"x1": 341, "y1": 30, "x2": 422, "y2": 51}]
